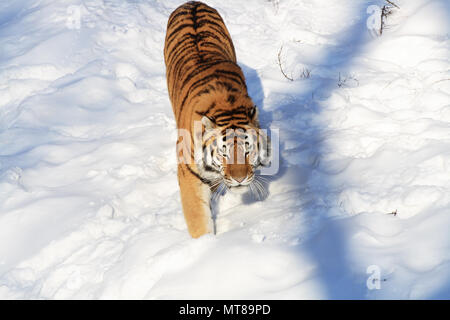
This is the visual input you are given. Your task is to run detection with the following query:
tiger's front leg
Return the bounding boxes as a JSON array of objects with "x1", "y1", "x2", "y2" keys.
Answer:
[{"x1": 178, "y1": 164, "x2": 213, "y2": 238}]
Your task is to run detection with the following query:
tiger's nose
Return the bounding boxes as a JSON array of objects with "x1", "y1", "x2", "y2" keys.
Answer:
[{"x1": 229, "y1": 164, "x2": 247, "y2": 183}]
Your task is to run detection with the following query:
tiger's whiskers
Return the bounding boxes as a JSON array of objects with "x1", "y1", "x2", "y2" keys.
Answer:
[
  {"x1": 249, "y1": 175, "x2": 269, "y2": 200},
  {"x1": 212, "y1": 181, "x2": 227, "y2": 202}
]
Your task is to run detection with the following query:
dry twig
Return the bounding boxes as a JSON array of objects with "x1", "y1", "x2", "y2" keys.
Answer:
[
  {"x1": 380, "y1": 1, "x2": 399, "y2": 35},
  {"x1": 277, "y1": 45, "x2": 294, "y2": 81},
  {"x1": 385, "y1": 0, "x2": 400, "y2": 9}
]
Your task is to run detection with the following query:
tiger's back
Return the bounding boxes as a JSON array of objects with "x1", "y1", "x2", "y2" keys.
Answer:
[{"x1": 164, "y1": 1, "x2": 248, "y2": 129}]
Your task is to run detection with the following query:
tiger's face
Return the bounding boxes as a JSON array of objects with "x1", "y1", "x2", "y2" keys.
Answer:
[{"x1": 197, "y1": 116, "x2": 271, "y2": 193}]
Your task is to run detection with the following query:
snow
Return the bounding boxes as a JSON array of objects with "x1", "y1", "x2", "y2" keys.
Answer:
[{"x1": 0, "y1": 0, "x2": 449, "y2": 299}]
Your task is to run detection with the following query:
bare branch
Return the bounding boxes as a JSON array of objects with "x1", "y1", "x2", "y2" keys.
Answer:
[
  {"x1": 380, "y1": 1, "x2": 399, "y2": 35},
  {"x1": 385, "y1": 0, "x2": 400, "y2": 9},
  {"x1": 277, "y1": 45, "x2": 294, "y2": 81}
]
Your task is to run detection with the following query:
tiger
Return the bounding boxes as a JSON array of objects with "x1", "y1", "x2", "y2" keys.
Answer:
[{"x1": 164, "y1": 1, "x2": 270, "y2": 238}]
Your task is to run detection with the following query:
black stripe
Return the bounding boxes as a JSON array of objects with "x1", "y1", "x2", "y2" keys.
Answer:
[
  {"x1": 215, "y1": 108, "x2": 247, "y2": 118},
  {"x1": 179, "y1": 59, "x2": 227, "y2": 94},
  {"x1": 168, "y1": 15, "x2": 192, "y2": 30},
  {"x1": 195, "y1": 88, "x2": 210, "y2": 97},
  {"x1": 215, "y1": 74, "x2": 243, "y2": 87},
  {"x1": 196, "y1": 18, "x2": 226, "y2": 33},
  {"x1": 195, "y1": 8, "x2": 217, "y2": 15},
  {"x1": 183, "y1": 2, "x2": 199, "y2": 10},
  {"x1": 215, "y1": 113, "x2": 247, "y2": 121},
  {"x1": 200, "y1": 41, "x2": 231, "y2": 59},
  {"x1": 203, "y1": 165, "x2": 218, "y2": 173},
  {"x1": 197, "y1": 13, "x2": 223, "y2": 23},
  {"x1": 196, "y1": 30, "x2": 223, "y2": 43},
  {"x1": 180, "y1": 63, "x2": 219, "y2": 93},
  {"x1": 185, "y1": 164, "x2": 210, "y2": 185},
  {"x1": 167, "y1": 40, "x2": 197, "y2": 66},
  {"x1": 217, "y1": 113, "x2": 247, "y2": 120},
  {"x1": 165, "y1": 32, "x2": 196, "y2": 55},
  {"x1": 215, "y1": 69, "x2": 245, "y2": 85},
  {"x1": 168, "y1": 55, "x2": 199, "y2": 95},
  {"x1": 167, "y1": 44, "x2": 198, "y2": 72},
  {"x1": 166, "y1": 23, "x2": 194, "y2": 42},
  {"x1": 215, "y1": 117, "x2": 247, "y2": 125},
  {"x1": 168, "y1": 48, "x2": 207, "y2": 84},
  {"x1": 167, "y1": 10, "x2": 190, "y2": 26},
  {"x1": 178, "y1": 73, "x2": 219, "y2": 118},
  {"x1": 198, "y1": 23, "x2": 233, "y2": 54},
  {"x1": 215, "y1": 118, "x2": 234, "y2": 124},
  {"x1": 215, "y1": 81, "x2": 239, "y2": 92}
]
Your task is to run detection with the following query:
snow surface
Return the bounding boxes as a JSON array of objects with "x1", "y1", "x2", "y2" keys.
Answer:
[{"x1": 0, "y1": 0, "x2": 449, "y2": 299}]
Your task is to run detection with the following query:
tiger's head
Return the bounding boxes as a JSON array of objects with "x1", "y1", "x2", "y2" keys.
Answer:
[{"x1": 195, "y1": 107, "x2": 271, "y2": 197}]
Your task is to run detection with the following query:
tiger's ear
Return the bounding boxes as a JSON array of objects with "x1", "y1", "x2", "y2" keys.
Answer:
[
  {"x1": 201, "y1": 116, "x2": 216, "y2": 130},
  {"x1": 248, "y1": 105, "x2": 258, "y2": 122}
]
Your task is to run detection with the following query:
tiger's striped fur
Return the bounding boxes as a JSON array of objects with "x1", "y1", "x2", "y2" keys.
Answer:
[{"x1": 164, "y1": 1, "x2": 268, "y2": 238}]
